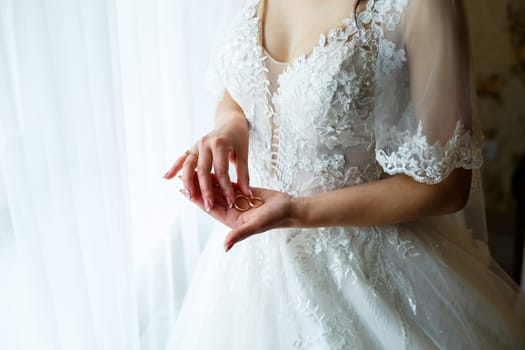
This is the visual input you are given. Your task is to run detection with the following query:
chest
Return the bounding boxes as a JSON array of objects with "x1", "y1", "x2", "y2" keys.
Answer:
[{"x1": 258, "y1": 0, "x2": 359, "y2": 64}]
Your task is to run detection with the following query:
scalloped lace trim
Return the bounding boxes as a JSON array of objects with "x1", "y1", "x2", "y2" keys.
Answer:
[{"x1": 376, "y1": 120, "x2": 484, "y2": 184}]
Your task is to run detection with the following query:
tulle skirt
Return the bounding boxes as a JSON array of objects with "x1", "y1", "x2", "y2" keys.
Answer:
[{"x1": 166, "y1": 216, "x2": 525, "y2": 349}]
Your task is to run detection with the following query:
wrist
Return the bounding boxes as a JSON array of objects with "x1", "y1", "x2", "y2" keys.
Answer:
[
  {"x1": 288, "y1": 196, "x2": 309, "y2": 228},
  {"x1": 215, "y1": 110, "x2": 250, "y2": 132}
]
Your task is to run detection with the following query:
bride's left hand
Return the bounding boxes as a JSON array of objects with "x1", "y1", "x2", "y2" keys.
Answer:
[{"x1": 179, "y1": 174, "x2": 294, "y2": 252}]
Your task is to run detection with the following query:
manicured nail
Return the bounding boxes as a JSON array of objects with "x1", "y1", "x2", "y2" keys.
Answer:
[
  {"x1": 163, "y1": 171, "x2": 170, "y2": 179},
  {"x1": 183, "y1": 188, "x2": 191, "y2": 199},
  {"x1": 205, "y1": 198, "x2": 211, "y2": 213}
]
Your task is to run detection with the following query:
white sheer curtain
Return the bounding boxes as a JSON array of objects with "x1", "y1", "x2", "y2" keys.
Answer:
[{"x1": 0, "y1": 0, "x2": 241, "y2": 348}]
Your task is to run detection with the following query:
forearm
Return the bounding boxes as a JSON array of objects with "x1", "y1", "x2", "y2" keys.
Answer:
[
  {"x1": 214, "y1": 90, "x2": 250, "y2": 131},
  {"x1": 289, "y1": 168, "x2": 472, "y2": 228}
]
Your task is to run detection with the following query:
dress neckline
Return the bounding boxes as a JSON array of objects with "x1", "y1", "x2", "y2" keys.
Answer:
[
  {"x1": 247, "y1": 0, "x2": 366, "y2": 115},
  {"x1": 254, "y1": 0, "x2": 358, "y2": 67}
]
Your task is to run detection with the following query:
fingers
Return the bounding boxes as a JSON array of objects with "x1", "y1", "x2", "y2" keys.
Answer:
[
  {"x1": 211, "y1": 191, "x2": 228, "y2": 209},
  {"x1": 180, "y1": 184, "x2": 228, "y2": 210},
  {"x1": 166, "y1": 124, "x2": 250, "y2": 213},
  {"x1": 224, "y1": 220, "x2": 259, "y2": 252},
  {"x1": 181, "y1": 176, "x2": 231, "y2": 226},
  {"x1": 213, "y1": 147, "x2": 235, "y2": 208},
  {"x1": 196, "y1": 145, "x2": 214, "y2": 212},
  {"x1": 234, "y1": 154, "x2": 251, "y2": 196},
  {"x1": 180, "y1": 150, "x2": 199, "y2": 199},
  {"x1": 179, "y1": 188, "x2": 229, "y2": 225},
  {"x1": 163, "y1": 154, "x2": 188, "y2": 180},
  {"x1": 186, "y1": 171, "x2": 239, "y2": 203}
]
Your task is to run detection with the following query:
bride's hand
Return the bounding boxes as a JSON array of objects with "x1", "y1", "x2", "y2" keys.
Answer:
[
  {"x1": 163, "y1": 113, "x2": 250, "y2": 212},
  {"x1": 181, "y1": 174, "x2": 294, "y2": 252}
]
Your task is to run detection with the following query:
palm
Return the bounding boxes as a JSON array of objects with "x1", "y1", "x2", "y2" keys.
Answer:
[
  {"x1": 183, "y1": 175, "x2": 292, "y2": 250},
  {"x1": 218, "y1": 188, "x2": 290, "y2": 230}
]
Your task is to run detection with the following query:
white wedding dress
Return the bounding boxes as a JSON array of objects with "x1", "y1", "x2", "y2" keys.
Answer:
[{"x1": 166, "y1": 0, "x2": 525, "y2": 348}]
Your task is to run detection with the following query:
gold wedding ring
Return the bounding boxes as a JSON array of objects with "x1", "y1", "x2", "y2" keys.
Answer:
[
  {"x1": 185, "y1": 149, "x2": 199, "y2": 159},
  {"x1": 233, "y1": 194, "x2": 264, "y2": 212}
]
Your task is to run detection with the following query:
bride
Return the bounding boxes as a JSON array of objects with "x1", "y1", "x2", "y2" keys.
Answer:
[{"x1": 164, "y1": 0, "x2": 525, "y2": 348}]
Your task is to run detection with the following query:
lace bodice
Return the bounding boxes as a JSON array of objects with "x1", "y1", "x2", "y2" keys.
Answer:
[{"x1": 206, "y1": 0, "x2": 483, "y2": 196}]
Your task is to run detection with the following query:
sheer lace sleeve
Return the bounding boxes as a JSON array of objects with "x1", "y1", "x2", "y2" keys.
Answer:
[
  {"x1": 204, "y1": 1, "x2": 247, "y2": 101},
  {"x1": 204, "y1": 22, "x2": 230, "y2": 102},
  {"x1": 374, "y1": 0, "x2": 483, "y2": 184}
]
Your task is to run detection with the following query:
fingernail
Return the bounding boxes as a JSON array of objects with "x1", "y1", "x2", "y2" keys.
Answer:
[
  {"x1": 163, "y1": 171, "x2": 170, "y2": 179},
  {"x1": 227, "y1": 198, "x2": 233, "y2": 209},
  {"x1": 184, "y1": 188, "x2": 191, "y2": 199},
  {"x1": 205, "y1": 198, "x2": 211, "y2": 213},
  {"x1": 225, "y1": 241, "x2": 234, "y2": 253}
]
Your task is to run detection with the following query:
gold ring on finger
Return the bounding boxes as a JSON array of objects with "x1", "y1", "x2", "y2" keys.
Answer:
[{"x1": 185, "y1": 149, "x2": 199, "y2": 159}]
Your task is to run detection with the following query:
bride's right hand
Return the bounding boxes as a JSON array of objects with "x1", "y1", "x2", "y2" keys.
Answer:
[{"x1": 163, "y1": 113, "x2": 251, "y2": 212}]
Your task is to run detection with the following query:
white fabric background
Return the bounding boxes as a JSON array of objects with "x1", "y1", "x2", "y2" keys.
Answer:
[{"x1": 0, "y1": 0, "x2": 242, "y2": 348}]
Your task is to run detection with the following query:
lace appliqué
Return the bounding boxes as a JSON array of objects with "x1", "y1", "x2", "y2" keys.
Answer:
[
  {"x1": 376, "y1": 120, "x2": 484, "y2": 184},
  {"x1": 378, "y1": 39, "x2": 406, "y2": 74},
  {"x1": 283, "y1": 223, "x2": 422, "y2": 349}
]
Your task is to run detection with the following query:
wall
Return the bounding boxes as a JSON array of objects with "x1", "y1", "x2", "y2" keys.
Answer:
[
  {"x1": 465, "y1": 0, "x2": 525, "y2": 281},
  {"x1": 466, "y1": 0, "x2": 525, "y2": 211}
]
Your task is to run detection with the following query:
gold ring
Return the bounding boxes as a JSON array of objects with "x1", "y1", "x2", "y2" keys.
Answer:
[
  {"x1": 249, "y1": 196, "x2": 264, "y2": 209},
  {"x1": 233, "y1": 194, "x2": 264, "y2": 212},
  {"x1": 185, "y1": 149, "x2": 199, "y2": 159}
]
